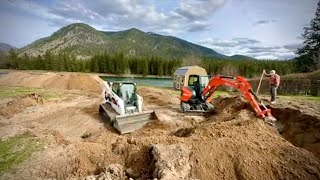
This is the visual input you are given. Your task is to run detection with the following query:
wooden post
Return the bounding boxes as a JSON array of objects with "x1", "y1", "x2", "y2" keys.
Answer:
[{"x1": 256, "y1": 71, "x2": 264, "y2": 94}]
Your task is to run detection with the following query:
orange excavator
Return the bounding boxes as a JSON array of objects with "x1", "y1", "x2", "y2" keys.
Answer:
[{"x1": 180, "y1": 75, "x2": 276, "y2": 124}]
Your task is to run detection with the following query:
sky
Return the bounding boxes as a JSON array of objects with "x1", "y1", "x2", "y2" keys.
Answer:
[{"x1": 0, "y1": 0, "x2": 318, "y2": 59}]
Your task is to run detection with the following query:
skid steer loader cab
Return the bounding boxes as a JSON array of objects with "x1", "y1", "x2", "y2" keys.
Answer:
[
  {"x1": 99, "y1": 81, "x2": 157, "y2": 134},
  {"x1": 111, "y1": 82, "x2": 139, "y2": 112}
]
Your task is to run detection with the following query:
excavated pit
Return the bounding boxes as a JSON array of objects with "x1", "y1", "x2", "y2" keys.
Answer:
[
  {"x1": 270, "y1": 107, "x2": 320, "y2": 159},
  {"x1": 211, "y1": 96, "x2": 320, "y2": 159},
  {"x1": 173, "y1": 96, "x2": 320, "y2": 160},
  {"x1": 193, "y1": 95, "x2": 320, "y2": 160}
]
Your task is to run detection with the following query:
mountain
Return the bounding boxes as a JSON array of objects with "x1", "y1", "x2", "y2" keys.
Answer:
[
  {"x1": 0, "y1": 43, "x2": 16, "y2": 68},
  {"x1": 19, "y1": 23, "x2": 252, "y2": 60},
  {"x1": 229, "y1": 54, "x2": 256, "y2": 60},
  {"x1": 0, "y1": 43, "x2": 16, "y2": 52}
]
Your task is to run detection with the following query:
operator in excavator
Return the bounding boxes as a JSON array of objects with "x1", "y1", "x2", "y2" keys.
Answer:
[{"x1": 263, "y1": 70, "x2": 280, "y2": 104}]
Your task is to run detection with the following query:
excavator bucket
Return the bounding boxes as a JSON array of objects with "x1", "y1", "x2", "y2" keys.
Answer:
[
  {"x1": 264, "y1": 116, "x2": 277, "y2": 127},
  {"x1": 99, "y1": 103, "x2": 157, "y2": 134}
]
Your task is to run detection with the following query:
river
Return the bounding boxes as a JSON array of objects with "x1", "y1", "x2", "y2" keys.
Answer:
[{"x1": 99, "y1": 76, "x2": 173, "y2": 87}]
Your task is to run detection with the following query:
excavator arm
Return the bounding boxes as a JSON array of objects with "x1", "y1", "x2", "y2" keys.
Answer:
[{"x1": 201, "y1": 76, "x2": 275, "y2": 121}]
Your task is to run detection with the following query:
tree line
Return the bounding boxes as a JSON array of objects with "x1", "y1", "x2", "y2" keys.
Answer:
[
  {"x1": 6, "y1": 50, "x2": 182, "y2": 76},
  {"x1": 4, "y1": 49, "x2": 300, "y2": 78},
  {"x1": 202, "y1": 58, "x2": 297, "y2": 78}
]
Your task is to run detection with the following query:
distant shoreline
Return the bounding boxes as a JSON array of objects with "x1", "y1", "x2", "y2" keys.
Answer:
[
  {"x1": 0, "y1": 69, "x2": 173, "y2": 79},
  {"x1": 98, "y1": 74, "x2": 172, "y2": 79}
]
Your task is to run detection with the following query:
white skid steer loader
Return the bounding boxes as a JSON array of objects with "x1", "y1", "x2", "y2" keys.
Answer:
[{"x1": 99, "y1": 81, "x2": 157, "y2": 134}]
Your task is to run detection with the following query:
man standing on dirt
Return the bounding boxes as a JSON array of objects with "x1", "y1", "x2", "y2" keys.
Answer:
[{"x1": 263, "y1": 70, "x2": 280, "y2": 104}]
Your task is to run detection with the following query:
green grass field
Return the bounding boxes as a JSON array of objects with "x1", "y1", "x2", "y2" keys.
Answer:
[
  {"x1": 0, "y1": 133, "x2": 40, "y2": 174},
  {"x1": 0, "y1": 86, "x2": 62, "y2": 100},
  {"x1": 279, "y1": 94, "x2": 320, "y2": 102}
]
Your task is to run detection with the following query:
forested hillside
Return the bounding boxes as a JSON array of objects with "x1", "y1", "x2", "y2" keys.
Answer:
[{"x1": 6, "y1": 49, "x2": 297, "y2": 78}]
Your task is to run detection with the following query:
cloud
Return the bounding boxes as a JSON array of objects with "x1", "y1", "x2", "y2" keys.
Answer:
[
  {"x1": 199, "y1": 38, "x2": 260, "y2": 47},
  {"x1": 247, "y1": 46, "x2": 281, "y2": 53},
  {"x1": 4, "y1": 0, "x2": 227, "y2": 35},
  {"x1": 1, "y1": 0, "x2": 308, "y2": 58},
  {"x1": 253, "y1": 19, "x2": 277, "y2": 26},
  {"x1": 283, "y1": 43, "x2": 303, "y2": 51},
  {"x1": 198, "y1": 37, "x2": 300, "y2": 59},
  {"x1": 186, "y1": 21, "x2": 210, "y2": 32},
  {"x1": 175, "y1": 0, "x2": 227, "y2": 21}
]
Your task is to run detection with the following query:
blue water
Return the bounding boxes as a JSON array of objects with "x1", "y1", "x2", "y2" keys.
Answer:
[
  {"x1": 100, "y1": 76, "x2": 173, "y2": 87},
  {"x1": 0, "y1": 72, "x2": 8, "y2": 78}
]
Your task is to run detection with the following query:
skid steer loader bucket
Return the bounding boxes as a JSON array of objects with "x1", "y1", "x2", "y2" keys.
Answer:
[
  {"x1": 114, "y1": 110, "x2": 157, "y2": 134},
  {"x1": 99, "y1": 103, "x2": 158, "y2": 134}
]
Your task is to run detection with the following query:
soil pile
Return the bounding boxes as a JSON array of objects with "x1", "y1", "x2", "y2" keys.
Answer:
[
  {"x1": 1, "y1": 80, "x2": 320, "y2": 180},
  {"x1": 138, "y1": 86, "x2": 179, "y2": 107},
  {"x1": 73, "y1": 94, "x2": 320, "y2": 180},
  {"x1": 152, "y1": 144, "x2": 191, "y2": 180},
  {"x1": 0, "y1": 72, "x2": 102, "y2": 92},
  {"x1": 188, "y1": 112, "x2": 320, "y2": 180},
  {"x1": 0, "y1": 93, "x2": 43, "y2": 118},
  {"x1": 83, "y1": 164, "x2": 126, "y2": 180}
]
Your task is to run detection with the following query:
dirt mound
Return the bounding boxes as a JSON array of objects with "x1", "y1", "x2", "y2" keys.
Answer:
[
  {"x1": 83, "y1": 164, "x2": 126, "y2": 180},
  {"x1": 94, "y1": 94, "x2": 319, "y2": 180},
  {"x1": 1, "y1": 86, "x2": 320, "y2": 180},
  {"x1": 137, "y1": 87, "x2": 179, "y2": 107},
  {"x1": 0, "y1": 93, "x2": 43, "y2": 118},
  {"x1": 0, "y1": 72, "x2": 103, "y2": 93},
  {"x1": 189, "y1": 112, "x2": 320, "y2": 180},
  {"x1": 152, "y1": 144, "x2": 191, "y2": 180}
]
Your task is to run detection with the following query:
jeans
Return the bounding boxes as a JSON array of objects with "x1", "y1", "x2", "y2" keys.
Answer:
[{"x1": 269, "y1": 85, "x2": 278, "y2": 102}]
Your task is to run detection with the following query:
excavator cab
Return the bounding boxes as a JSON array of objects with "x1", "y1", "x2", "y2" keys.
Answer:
[
  {"x1": 180, "y1": 75, "x2": 212, "y2": 112},
  {"x1": 188, "y1": 75, "x2": 210, "y2": 98}
]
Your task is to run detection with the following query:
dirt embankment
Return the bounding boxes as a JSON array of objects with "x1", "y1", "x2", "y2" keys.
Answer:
[
  {"x1": 0, "y1": 71, "x2": 103, "y2": 93},
  {"x1": 0, "y1": 93, "x2": 43, "y2": 118},
  {"x1": 0, "y1": 71, "x2": 320, "y2": 180}
]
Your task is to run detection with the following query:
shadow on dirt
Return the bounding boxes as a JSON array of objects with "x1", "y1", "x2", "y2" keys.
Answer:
[{"x1": 270, "y1": 106, "x2": 320, "y2": 159}]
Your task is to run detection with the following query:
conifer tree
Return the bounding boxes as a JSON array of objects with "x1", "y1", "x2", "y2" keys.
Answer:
[
  {"x1": 8, "y1": 49, "x2": 18, "y2": 69},
  {"x1": 297, "y1": 0, "x2": 320, "y2": 71}
]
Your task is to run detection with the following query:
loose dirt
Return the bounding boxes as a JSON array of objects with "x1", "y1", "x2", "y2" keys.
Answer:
[
  {"x1": 0, "y1": 71, "x2": 320, "y2": 180},
  {"x1": 0, "y1": 72, "x2": 102, "y2": 93},
  {"x1": 0, "y1": 93, "x2": 43, "y2": 118}
]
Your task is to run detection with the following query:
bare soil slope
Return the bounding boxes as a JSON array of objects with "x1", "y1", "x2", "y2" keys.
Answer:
[
  {"x1": 0, "y1": 72, "x2": 102, "y2": 93},
  {"x1": 0, "y1": 71, "x2": 319, "y2": 180}
]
